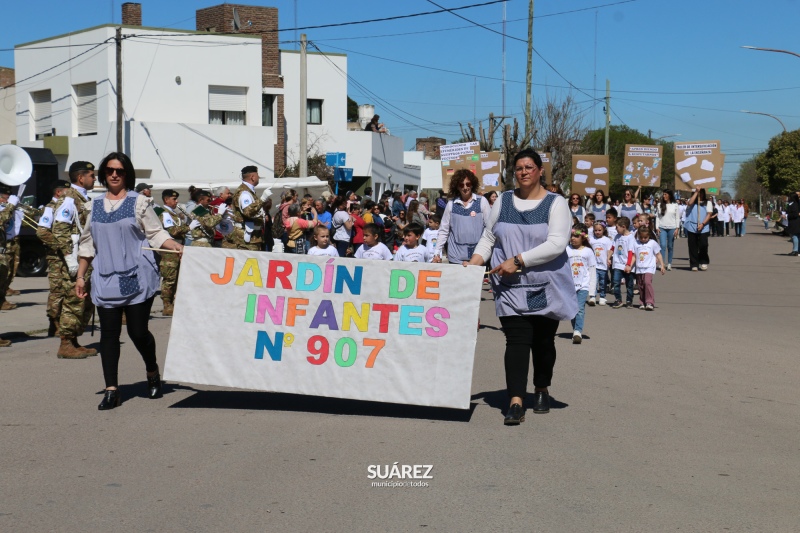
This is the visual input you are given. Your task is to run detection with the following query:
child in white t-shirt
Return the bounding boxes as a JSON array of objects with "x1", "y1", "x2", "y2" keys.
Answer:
[
  {"x1": 421, "y1": 215, "x2": 441, "y2": 263},
  {"x1": 307, "y1": 226, "x2": 339, "y2": 257},
  {"x1": 605, "y1": 208, "x2": 618, "y2": 240},
  {"x1": 590, "y1": 222, "x2": 613, "y2": 306},
  {"x1": 355, "y1": 223, "x2": 393, "y2": 260},
  {"x1": 393, "y1": 223, "x2": 429, "y2": 262},
  {"x1": 634, "y1": 225, "x2": 665, "y2": 311},
  {"x1": 610, "y1": 216, "x2": 636, "y2": 308},
  {"x1": 567, "y1": 223, "x2": 596, "y2": 344}
]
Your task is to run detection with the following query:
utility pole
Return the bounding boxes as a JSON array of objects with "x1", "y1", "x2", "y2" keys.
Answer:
[
  {"x1": 502, "y1": 0, "x2": 506, "y2": 119},
  {"x1": 116, "y1": 27, "x2": 123, "y2": 154},
  {"x1": 299, "y1": 33, "x2": 308, "y2": 177},
  {"x1": 604, "y1": 79, "x2": 610, "y2": 156},
  {"x1": 524, "y1": 0, "x2": 533, "y2": 138}
]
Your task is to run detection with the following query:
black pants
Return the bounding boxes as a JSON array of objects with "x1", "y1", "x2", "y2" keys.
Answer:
[
  {"x1": 96, "y1": 296, "x2": 158, "y2": 388},
  {"x1": 499, "y1": 315, "x2": 559, "y2": 398},
  {"x1": 686, "y1": 231, "x2": 709, "y2": 268}
]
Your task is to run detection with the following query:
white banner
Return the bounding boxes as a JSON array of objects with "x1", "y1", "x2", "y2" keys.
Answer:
[{"x1": 164, "y1": 248, "x2": 485, "y2": 409}]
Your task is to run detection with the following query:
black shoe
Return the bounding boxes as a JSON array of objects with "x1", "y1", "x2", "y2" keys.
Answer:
[
  {"x1": 532, "y1": 391, "x2": 550, "y2": 414},
  {"x1": 147, "y1": 371, "x2": 163, "y2": 399},
  {"x1": 98, "y1": 389, "x2": 121, "y2": 410},
  {"x1": 610, "y1": 300, "x2": 624, "y2": 309},
  {"x1": 625, "y1": 302, "x2": 634, "y2": 309},
  {"x1": 503, "y1": 403, "x2": 524, "y2": 425}
]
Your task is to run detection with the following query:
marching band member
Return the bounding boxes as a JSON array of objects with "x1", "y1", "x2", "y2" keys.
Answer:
[
  {"x1": 0, "y1": 184, "x2": 20, "y2": 344},
  {"x1": 158, "y1": 190, "x2": 189, "y2": 317},
  {"x1": 223, "y1": 165, "x2": 270, "y2": 251},
  {"x1": 186, "y1": 189, "x2": 222, "y2": 248},
  {"x1": 36, "y1": 180, "x2": 72, "y2": 336},
  {"x1": 50, "y1": 161, "x2": 98, "y2": 359}
]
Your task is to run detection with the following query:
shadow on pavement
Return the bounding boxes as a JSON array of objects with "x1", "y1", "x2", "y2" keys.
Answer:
[
  {"x1": 167, "y1": 388, "x2": 476, "y2": 422},
  {"x1": 471, "y1": 389, "x2": 569, "y2": 414}
]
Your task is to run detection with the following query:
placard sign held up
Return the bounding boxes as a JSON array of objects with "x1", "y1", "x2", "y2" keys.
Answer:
[
  {"x1": 673, "y1": 140, "x2": 724, "y2": 193},
  {"x1": 571, "y1": 155, "x2": 610, "y2": 196},
  {"x1": 623, "y1": 144, "x2": 663, "y2": 187}
]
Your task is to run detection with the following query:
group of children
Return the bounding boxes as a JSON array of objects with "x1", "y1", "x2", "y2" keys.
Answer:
[
  {"x1": 307, "y1": 216, "x2": 441, "y2": 263},
  {"x1": 568, "y1": 209, "x2": 666, "y2": 344}
]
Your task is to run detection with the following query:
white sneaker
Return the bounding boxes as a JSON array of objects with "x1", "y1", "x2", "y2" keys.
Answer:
[
  {"x1": 598, "y1": 297, "x2": 607, "y2": 306},
  {"x1": 572, "y1": 331, "x2": 582, "y2": 344},
  {"x1": 691, "y1": 267, "x2": 698, "y2": 271},
  {"x1": 667, "y1": 264, "x2": 671, "y2": 271},
  {"x1": 587, "y1": 297, "x2": 596, "y2": 306},
  {"x1": 699, "y1": 264, "x2": 708, "y2": 271}
]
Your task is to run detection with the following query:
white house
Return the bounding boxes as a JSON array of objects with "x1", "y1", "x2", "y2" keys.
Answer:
[{"x1": 12, "y1": 2, "x2": 416, "y2": 196}]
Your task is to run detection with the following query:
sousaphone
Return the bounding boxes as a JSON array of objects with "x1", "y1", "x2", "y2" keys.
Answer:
[{"x1": 0, "y1": 144, "x2": 33, "y2": 187}]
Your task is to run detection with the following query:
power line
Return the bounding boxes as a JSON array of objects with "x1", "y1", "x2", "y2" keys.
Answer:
[{"x1": 1, "y1": 38, "x2": 113, "y2": 90}]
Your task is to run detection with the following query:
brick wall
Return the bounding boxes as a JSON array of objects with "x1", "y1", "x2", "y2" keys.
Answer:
[
  {"x1": 122, "y1": 3, "x2": 142, "y2": 26},
  {"x1": 196, "y1": 4, "x2": 285, "y2": 173},
  {"x1": 0, "y1": 67, "x2": 14, "y2": 89},
  {"x1": 416, "y1": 137, "x2": 446, "y2": 160}
]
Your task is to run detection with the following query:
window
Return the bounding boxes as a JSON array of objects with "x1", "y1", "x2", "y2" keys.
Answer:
[
  {"x1": 262, "y1": 94, "x2": 275, "y2": 127},
  {"x1": 307, "y1": 99, "x2": 322, "y2": 125},
  {"x1": 32, "y1": 89, "x2": 52, "y2": 140},
  {"x1": 209, "y1": 85, "x2": 247, "y2": 125},
  {"x1": 74, "y1": 82, "x2": 97, "y2": 136}
]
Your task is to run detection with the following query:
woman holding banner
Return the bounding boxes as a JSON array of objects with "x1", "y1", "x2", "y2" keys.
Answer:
[
  {"x1": 684, "y1": 188, "x2": 712, "y2": 271},
  {"x1": 75, "y1": 153, "x2": 183, "y2": 410},
  {"x1": 468, "y1": 149, "x2": 576, "y2": 425},
  {"x1": 432, "y1": 169, "x2": 490, "y2": 264}
]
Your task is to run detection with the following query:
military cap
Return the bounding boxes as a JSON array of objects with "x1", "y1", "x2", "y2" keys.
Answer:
[
  {"x1": 195, "y1": 188, "x2": 211, "y2": 199},
  {"x1": 162, "y1": 189, "x2": 179, "y2": 199},
  {"x1": 0, "y1": 184, "x2": 12, "y2": 195},
  {"x1": 53, "y1": 179, "x2": 71, "y2": 190},
  {"x1": 68, "y1": 161, "x2": 95, "y2": 173},
  {"x1": 135, "y1": 183, "x2": 154, "y2": 193},
  {"x1": 241, "y1": 165, "x2": 258, "y2": 176}
]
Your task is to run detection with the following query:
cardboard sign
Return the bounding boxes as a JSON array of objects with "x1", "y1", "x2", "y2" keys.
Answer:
[
  {"x1": 441, "y1": 151, "x2": 504, "y2": 193},
  {"x1": 164, "y1": 248, "x2": 485, "y2": 410},
  {"x1": 537, "y1": 152, "x2": 553, "y2": 186},
  {"x1": 439, "y1": 141, "x2": 481, "y2": 161},
  {"x1": 673, "y1": 140, "x2": 724, "y2": 192},
  {"x1": 623, "y1": 144, "x2": 663, "y2": 187},
  {"x1": 571, "y1": 155, "x2": 610, "y2": 196}
]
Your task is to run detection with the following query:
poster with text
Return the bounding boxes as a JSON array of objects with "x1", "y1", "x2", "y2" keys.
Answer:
[
  {"x1": 623, "y1": 144, "x2": 664, "y2": 187},
  {"x1": 673, "y1": 140, "x2": 723, "y2": 194},
  {"x1": 571, "y1": 155, "x2": 610, "y2": 196},
  {"x1": 439, "y1": 141, "x2": 481, "y2": 161},
  {"x1": 164, "y1": 248, "x2": 485, "y2": 410}
]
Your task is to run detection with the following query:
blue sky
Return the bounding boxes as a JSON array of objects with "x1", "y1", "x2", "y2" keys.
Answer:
[{"x1": 2, "y1": 0, "x2": 799, "y2": 192}]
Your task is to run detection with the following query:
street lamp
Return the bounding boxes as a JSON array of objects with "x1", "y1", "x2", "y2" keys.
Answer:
[
  {"x1": 741, "y1": 45, "x2": 800, "y2": 59},
  {"x1": 741, "y1": 110, "x2": 787, "y2": 133},
  {"x1": 655, "y1": 133, "x2": 681, "y2": 141}
]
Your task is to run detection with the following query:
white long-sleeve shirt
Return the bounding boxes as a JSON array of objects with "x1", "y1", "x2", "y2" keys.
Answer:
[
  {"x1": 655, "y1": 203, "x2": 681, "y2": 230},
  {"x1": 472, "y1": 193, "x2": 572, "y2": 268},
  {"x1": 434, "y1": 194, "x2": 491, "y2": 258}
]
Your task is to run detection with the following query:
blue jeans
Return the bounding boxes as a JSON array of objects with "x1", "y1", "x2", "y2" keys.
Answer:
[
  {"x1": 572, "y1": 289, "x2": 588, "y2": 332},
  {"x1": 741, "y1": 218, "x2": 747, "y2": 235},
  {"x1": 612, "y1": 268, "x2": 634, "y2": 304},
  {"x1": 596, "y1": 269, "x2": 608, "y2": 298},
  {"x1": 792, "y1": 234, "x2": 799, "y2": 253},
  {"x1": 658, "y1": 228, "x2": 676, "y2": 264}
]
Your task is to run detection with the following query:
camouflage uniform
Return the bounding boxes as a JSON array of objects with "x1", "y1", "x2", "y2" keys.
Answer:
[
  {"x1": 52, "y1": 187, "x2": 94, "y2": 342},
  {"x1": 1, "y1": 236, "x2": 20, "y2": 295},
  {"x1": 0, "y1": 200, "x2": 16, "y2": 313},
  {"x1": 222, "y1": 182, "x2": 266, "y2": 251},
  {"x1": 35, "y1": 198, "x2": 64, "y2": 332},
  {"x1": 159, "y1": 206, "x2": 189, "y2": 313},
  {"x1": 189, "y1": 210, "x2": 222, "y2": 248}
]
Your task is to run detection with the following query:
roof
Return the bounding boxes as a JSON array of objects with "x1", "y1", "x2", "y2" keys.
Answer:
[{"x1": 16, "y1": 24, "x2": 260, "y2": 48}]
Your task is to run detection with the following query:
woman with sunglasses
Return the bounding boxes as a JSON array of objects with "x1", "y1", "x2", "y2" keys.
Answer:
[
  {"x1": 468, "y1": 149, "x2": 576, "y2": 425},
  {"x1": 618, "y1": 186, "x2": 643, "y2": 222},
  {"x1": 568, "y1": 193, "x2": 585, "y2": 222},
  {"x1": 432, "y1": 169, "x2": 490, "y2": 264},
  {"x1": 75, "y1": 153, "x2": 183, "y2": 410}
]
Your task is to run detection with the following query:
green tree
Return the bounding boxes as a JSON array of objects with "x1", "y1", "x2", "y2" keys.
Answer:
[
  {"x1": 347, "y1": 96, "x2": 359, "y2": 123},
  {"x1": 578, "y1": 125, "x2": 675, "y2": 200},
  {"x1": 756, "y1": 129, "x2": 800, "y2": 194}
]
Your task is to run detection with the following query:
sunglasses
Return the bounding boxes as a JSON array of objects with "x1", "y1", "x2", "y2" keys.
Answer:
[{"x1": 104, "y1": 167, "x2": 127, "y2": 178}]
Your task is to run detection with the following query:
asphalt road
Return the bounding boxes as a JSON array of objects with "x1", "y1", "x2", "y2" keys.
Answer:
[{"x1": 1, "y1": 218, "x2": 798, "y2": 532}]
